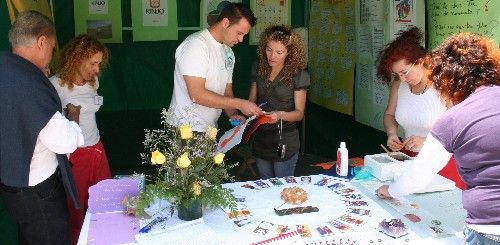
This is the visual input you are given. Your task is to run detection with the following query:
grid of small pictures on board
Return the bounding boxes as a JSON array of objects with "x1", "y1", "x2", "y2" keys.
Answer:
[
  {"x1": 221, "y1": 174, "x2": 427, "y2": 244},
  {"x1": 249, "y1": 0, "x2": 291, "y2": 45}
]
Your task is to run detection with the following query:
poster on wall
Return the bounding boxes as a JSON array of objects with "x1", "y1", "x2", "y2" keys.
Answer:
[
  {"x1": 249, "y1": 0, "x2": 291, "y2": 45},
  {"x1": 200, "y1": 0, "x2": 241, "y2": 29},
  {"x1": 74, "y1": 0, "x2": 122, "y2": 43},
  {"x1": 427, "y1": 0, "x2": 499, "y2": 49},
  {"x1": 6, "y1": 0, "x2": 52, "y2": 23},
  {"x1": 308, "y1": 0, "x2": 356, "y2": 115},
  {"x1": 131, "y1": 0, "x2": 178, "y2": 41},
  {"x1": 354, "y1": 0, "x2": 425, "y2": 131},
  {"x1": 393, "y1": 0, "x2": 416, "y2": 37}
]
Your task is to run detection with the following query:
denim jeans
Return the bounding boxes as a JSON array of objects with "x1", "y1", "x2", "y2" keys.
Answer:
[
  {"x1": 255, "y1": 153, "x2": 299, "y2": 179},
  {"x1": 464, "y1": 226, "x2": 500, "y2": 245},
  {"x1": 0, "y1": 171, "x2": 69, "y2": 245}
]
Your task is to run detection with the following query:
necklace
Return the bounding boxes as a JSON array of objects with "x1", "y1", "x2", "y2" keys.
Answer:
[{"x1": 410, "y1": 83, "x2": 428, "y2": 95}]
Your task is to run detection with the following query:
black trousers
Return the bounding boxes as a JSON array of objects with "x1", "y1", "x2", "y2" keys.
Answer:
[{"x1": 0, "y1": 170, "x2": 69, "y2": 245}]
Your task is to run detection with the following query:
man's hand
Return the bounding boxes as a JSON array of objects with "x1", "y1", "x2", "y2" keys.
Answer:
[
  {"x1": 65, "y1": 103, "x2": 81, "y2": 124},
  {"x1": 238, "y1": 100, "x2": 262, "y2": 116}
]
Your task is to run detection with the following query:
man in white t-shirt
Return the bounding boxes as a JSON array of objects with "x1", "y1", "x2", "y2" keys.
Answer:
[{"x1": 167, "y1": 2, "x2": 262, "y2": 132}]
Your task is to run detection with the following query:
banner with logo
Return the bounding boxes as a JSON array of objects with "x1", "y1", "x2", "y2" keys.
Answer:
[
  {"x1": 308, "y1": 0, "x2": 356, "y2": 115},
  {"x1": 131, "y1": 0, "x2": 178, "y2": 41},
  {"x1": 6, "y1": 0, "x2": 52, "y2": 23},
  {"x1": 74, "y1": 0, "x2": 123, "y2": 43}
]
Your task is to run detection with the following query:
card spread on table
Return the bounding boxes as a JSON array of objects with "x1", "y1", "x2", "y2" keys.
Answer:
[
  {"x1": 300, "y1": 176, "x2": 311, "y2": 184},
  {"x1": 253, "y1": 221, "x2": 275, "y2": 236},
  {"x1": 316, "y1": 225, "x2": 334, "y2": 236},
  {"x1": 296, "y1": 225, "x2": 312, "y2": 237},
  {"x1": 284, "y1": 176, "x2": 297, "y2": 183},
  {"x1": 314, "y1": 177, "x2": 330, "y2": 186},
  {"x1": 268, "y1": 178, "x2": 284, "y2": 186},
  {"x1": 339, "y1": 214, "x2": 365, "y2": 226},
  {"x1": 234, "y1": 218, "x2": 255, "y2": 227},
  {"x1": 346, "y1": 208, "x2": 371, "y2": 216},
  {"x1": 328, "y1": 220, "x2": 351, "y2": 233},
  {"x1": 241, "y1": 183, "x2": 259, "y2": 190},
  {"x1": 254, "y1": 180, "x2": 271, "y2": 188}
]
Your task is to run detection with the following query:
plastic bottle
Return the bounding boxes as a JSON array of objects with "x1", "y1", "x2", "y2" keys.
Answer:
[{"x1": 336, "y1": 142, "x2": 349, "y2": 176}]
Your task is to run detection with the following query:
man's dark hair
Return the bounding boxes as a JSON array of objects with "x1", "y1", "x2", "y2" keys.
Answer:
[{"x1": 217, "y1": 3, "x2": 257, "y2": 27}]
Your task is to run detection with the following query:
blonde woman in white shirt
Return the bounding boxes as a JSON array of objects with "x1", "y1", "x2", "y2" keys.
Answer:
[{"x1": 50, "y1": 34, "x2": 111, "y2": 245}]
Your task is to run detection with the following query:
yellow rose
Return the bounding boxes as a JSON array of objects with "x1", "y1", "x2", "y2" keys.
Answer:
[
  {"x1": 206, "y1": 127, "x2": 218, "y2": 140},
  {"x1": 214, "y1": 152, "x2": 225, "y2": 165},
  {"x1": 179, "y1": 124, "x2": 193, "y2": 140},
  {"x1": 192, "y1": 181, "x2": 202, "y2": 196},
  {"x1": 150, "y1": 150, "x2": 166, "y2": 165},
  {"x1": 176, "y1": 152, "x2": 191, "y2": 168}
]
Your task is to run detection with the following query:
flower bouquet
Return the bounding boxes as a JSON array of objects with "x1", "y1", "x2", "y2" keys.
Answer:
[{"x1": 136, "y1": 109, "x2": 237, "y2": 221}]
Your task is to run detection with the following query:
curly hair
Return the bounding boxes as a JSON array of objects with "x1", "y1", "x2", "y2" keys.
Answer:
[
  {"x1": 377, "y1": 27, "x2": 426, "y2": 85},
  {"x1": 426, "y1": 33, "x2": 500, "y2": 105},
  {"x1": 57, "y1": 34, "x2": 109, "y2": 89},
  {"x1": 257, "y1": 25, "x2": 307, "y2": 87}
]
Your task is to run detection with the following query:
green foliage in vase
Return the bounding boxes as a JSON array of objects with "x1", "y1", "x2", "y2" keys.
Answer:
[{"x1": 136, "y1": 109, "x2": 237, "y2": 218}]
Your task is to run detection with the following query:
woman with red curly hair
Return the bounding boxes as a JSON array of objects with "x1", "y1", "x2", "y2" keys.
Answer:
[
  {"x1": 49, "y1": 34, "x2": 111, "y2": 244},
  {"x1": 248, "y1": 25, "x2": 309, "y2": 179},
  {"x1": 377, "y1": 33, "x2": 500, "y2": 244},
  {"x1": 377, "y1": 27, "x2": 465, "y2": 189}
]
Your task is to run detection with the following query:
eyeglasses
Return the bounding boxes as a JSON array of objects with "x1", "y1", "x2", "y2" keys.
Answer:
[{"x1": 392, "y1": 60, "x2": 417, "y2": 79}]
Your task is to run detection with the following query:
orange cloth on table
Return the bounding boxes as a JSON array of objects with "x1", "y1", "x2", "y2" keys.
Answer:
[
  {"x1": 67, "y1": 140, "x2": 112, "y2": 245},
  {"x1": 311, "y1": 158, "x2": 364, "y2": 170},
  {"x1": 401, "y1": 149, "x2": 466, "y2": 190}
]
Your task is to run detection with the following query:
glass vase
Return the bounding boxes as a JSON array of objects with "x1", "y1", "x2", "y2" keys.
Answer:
[{"x1": 177, "y1": 199, "x2": 202, "y2": 221}]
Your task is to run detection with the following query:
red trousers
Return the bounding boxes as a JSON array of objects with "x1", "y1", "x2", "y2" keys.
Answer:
[
  {"x1": 401, "y1": 149, "x2": 466, "y2": 190},
  {"x1": 67, "y1": 140, "x2": 111, "y2": 245}
]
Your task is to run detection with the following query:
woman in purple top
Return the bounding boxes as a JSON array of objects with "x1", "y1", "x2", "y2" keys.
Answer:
[{"x1": 377, "y1": 33, "x2": 500, "y2": 244}]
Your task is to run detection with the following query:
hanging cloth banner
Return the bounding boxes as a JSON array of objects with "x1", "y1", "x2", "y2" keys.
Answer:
[
  {"x1": 6, "y1": 0, "x2": 53, "y2": 23},
  {"x1": 427, "y1": 0, "x2": 499, "y2": 49},
  {"x1": 131, "y1": 0, "x2": 178, "y2": 41},
  {"x1": 74, "y1": 0, "x2": 123, "y2": 43}
]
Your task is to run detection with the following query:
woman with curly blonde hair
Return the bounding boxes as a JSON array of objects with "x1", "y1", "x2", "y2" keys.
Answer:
[
  {"x1": 49, "y1": 34, "x2": 111, "y2": 245},
  {"x1": 248, "y1": 25, "x2": 309, "y2": 179},
  {"x1": 377, "y1": 33, "x2": 500, "y2": 244}
]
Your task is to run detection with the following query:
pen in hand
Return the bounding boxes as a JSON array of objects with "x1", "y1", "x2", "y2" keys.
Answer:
[{"x1": 258, "y1": 101, "x2": 268, "y2": 108}]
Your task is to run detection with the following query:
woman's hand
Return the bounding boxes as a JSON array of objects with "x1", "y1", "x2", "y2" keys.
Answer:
[
  {"x1": 403, "y1": 136, "x2": 425, "y2": 152},
  {"x1": 387, "y1": 133, "x2": 404, "y2": 151},
  {"x1": 65, "y1": 103, "x2": 81, "y2": 124},
  {"x1": 267, "y1": 111, "x2": 283, "y2": 124},
  {"x1": 376, "y1": 185, "x2": 393, "y2": 199}
]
